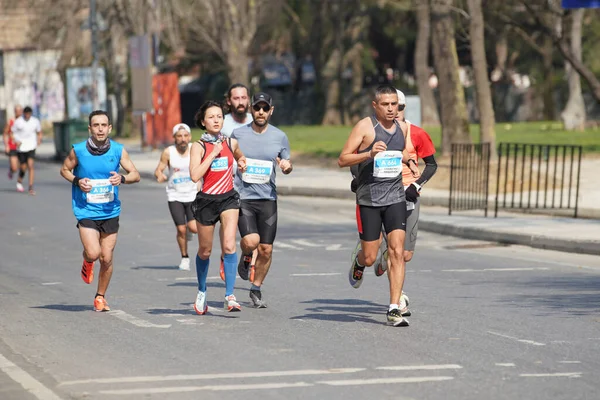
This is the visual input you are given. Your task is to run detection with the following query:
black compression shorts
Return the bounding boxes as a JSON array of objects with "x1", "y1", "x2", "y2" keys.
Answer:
[
  {"x1": 356, "y1": 202, "x2": 407, "y2": 241},
  {"x1": 238, "y1": 199, "x2": 278, "y2": 245}
]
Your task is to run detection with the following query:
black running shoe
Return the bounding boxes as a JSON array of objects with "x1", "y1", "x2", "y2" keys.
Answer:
[
  {"x1": 238, "y1": 254, "x2": 252, "y2": 280},
  {"x1": 386, "y1": 308, "x2": 409, "y2": 327},
  {"x1": 249, "y1": 289, "x2": 267, "y2": 308}
]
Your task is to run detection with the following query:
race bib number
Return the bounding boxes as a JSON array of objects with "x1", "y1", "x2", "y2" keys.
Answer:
[
  {"x1": 86, "y1": 179, "x2": 114, "y2": 204},
  {"x1": 211, "y1": 156, "x2": 228, "y2": 172},
  {"x1": 373, "y1": 151, "x2": 403, "y2": 178},
  {"x1": 242, "y1": 158, "x2": 272, "y2": 184},
  {"x1": 172, "y1": 172, "x2": 192, "y2": 186}
]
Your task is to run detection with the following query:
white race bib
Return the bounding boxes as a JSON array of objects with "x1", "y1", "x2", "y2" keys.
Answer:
[
  {"x1": 373, "y1": 151, "x2": 403, "y2": 178},
  {"x1": 242, "y1": 158, "x2": 273, "y2": 184},
  {"x1": 172, "y1": 172, "x2": 192, "y2": 188},
  {"x1": 18, "y1": 138, "x2": 37, "y2": 152},
  {"x1": 210, "y1": 156, "x2": 228, "y2": 172},
  {"x1": 86, "y1": 179, "x2": 114, "y2": 204}
]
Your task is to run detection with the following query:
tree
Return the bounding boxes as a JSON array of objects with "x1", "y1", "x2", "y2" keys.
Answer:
[
  {"x1": 467, "y1": 0, "x2": 496, "y2": 150},
  {"x1": 561, "y1": 9, "x2": 586, "y2": 131},
  {"x1": 414, "y1": 0, "x2": 440, "y2": 126},
  {"x1": 430, "y1": 0, "x2": 471, "y2": 156}
]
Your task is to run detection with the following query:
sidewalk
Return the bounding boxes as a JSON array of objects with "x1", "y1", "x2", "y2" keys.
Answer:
[{"x1": 28, "y1": 140, "x2": 600, "y2": 256}]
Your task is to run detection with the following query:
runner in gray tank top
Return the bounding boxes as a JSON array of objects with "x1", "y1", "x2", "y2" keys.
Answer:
[{"x1": 338, "y1": 84, "x2": 419, "y2": 327}]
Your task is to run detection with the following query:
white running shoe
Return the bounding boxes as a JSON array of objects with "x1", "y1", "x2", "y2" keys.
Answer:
[
  {"x1": 400, "y1": 291, "x2": 411, "y2": 317},
  {"x1": 224, "y1": 295, "x2": 241, "y2": 312},
  {"x1": 178, "y1": 257, "x2": 190, "y2": 271},
  {"x1": 16, "y1": 182, "x2": 24, "y2": 192},
  {"x1": 194, "y1": 291, "x2": 207, "y2": 315}
]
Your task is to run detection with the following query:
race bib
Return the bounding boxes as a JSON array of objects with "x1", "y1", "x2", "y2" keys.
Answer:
[
  {"x1": 242, "y1": 158, "x2": 272, "y2": 184},
  {"x1": 18, "y1": 138, "x2": 37, "y2": 152},
  {"x1": 373, "y1": 151, "x2": 403, "y2": 178},
  {"x1": 172, "y1": 172, "x2": 192, "y2": 186},
  {"x1": 86, "y1": 179, "x2": 114, "y2": 204},
  {"x1": 211, "y1": 156, "x2": 228, "y2": 172}
]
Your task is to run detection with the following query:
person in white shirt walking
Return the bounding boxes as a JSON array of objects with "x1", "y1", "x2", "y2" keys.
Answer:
[
  {"x1": 154, "y1": 123, "x2": 200, "y2": 271},
  {"x1": 10, "y1": 106, "x2": 42, "y2": 195}
]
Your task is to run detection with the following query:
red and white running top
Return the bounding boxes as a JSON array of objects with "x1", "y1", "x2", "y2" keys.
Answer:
[{"x1": 200, "y1": 140, "x2": 234, "y2": 195}]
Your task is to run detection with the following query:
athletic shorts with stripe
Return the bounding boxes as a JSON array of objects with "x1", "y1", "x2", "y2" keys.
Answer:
[
  {"x1": 356, "y1": 202, "x2": 407, "y2": 242},
  {"x1": 238, "y1": 199, "x2": 278, "y2": 245},
  {"x1": 405, "y1": 199, "x2": 419, "y2": 252}
]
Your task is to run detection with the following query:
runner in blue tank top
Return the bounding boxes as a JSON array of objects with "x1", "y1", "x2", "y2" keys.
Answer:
[
  {"x1": 338, "y1": 85, "x2": 419, "y2": 327},
  {"x1": 60, "y1": 110, "x2": 140, "y2": 312}
]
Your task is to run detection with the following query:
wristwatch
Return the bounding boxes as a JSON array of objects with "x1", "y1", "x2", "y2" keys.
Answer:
[{"x1": 120, "y1": 175, "x2": 126, "y2": 184}]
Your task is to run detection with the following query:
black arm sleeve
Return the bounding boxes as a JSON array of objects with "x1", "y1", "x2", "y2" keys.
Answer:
[{"x1": 415, "y1": 154, "x2": 437, "y2": 187}]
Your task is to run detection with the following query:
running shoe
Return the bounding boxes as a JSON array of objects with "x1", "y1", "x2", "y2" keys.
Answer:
[
  {"x1": 386, "y1": 308, "x2": 409, "y2": 327},
  {"x1": 374, "y1": 234, "x2": 388, "y2": 277},
  {"x1": 224, "y1": 295, "x2": 241, "y2": 312},
  {"x1": 400, "y1": 291, "x2": 411, "y2": 317},
  {"x1": 348, "y1": 241, "x2": 365, "y2": 289},
  {"x1": 219, "y1": 255, "x2": 225, "y2": 281},
  {"x1": 28, "y1": 187, "x2": 35, "y2": 196},
  {"x1": 16, "y1": 182, "x2": 24, "y2": 192},
  {"x1": 237, "y1": 253, "x2": 253, "y2": 281},
  {"x1": 194, "y1": 290, "x2": 208, "y2": 315},
  {"x1": 178, "y1": 257, "x2": 190, "y2": 271},
  {"x1": 93, "y1": 296, "x2": 110, "y2": 312},
  {"x1": 81, "y1": 260, "x2": 94, "y2": 284},
  {"x1": 249, "y1": 289, "x2": 267, "y2": 308}
]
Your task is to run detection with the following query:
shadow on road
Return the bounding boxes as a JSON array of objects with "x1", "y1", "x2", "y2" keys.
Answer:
[
  {"x1": 290, "y1": 298, "x2": 385, "y2": 325},
  {"x1": 31, "y1": 304, "x2": 90, "y2": 312}
]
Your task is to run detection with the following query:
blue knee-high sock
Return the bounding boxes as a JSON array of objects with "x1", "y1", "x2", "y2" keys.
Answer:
[
  {"x1": 195, "y1": 255, "x2": 210, "y2": 292},
  {"x1": 223, "y1": 252, "x2": 237, "y2": 296}
]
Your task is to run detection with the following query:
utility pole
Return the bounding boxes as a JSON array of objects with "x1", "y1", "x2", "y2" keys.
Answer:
[{"x1": 90, "y1": 0, "x2": 99, "y2": 110}]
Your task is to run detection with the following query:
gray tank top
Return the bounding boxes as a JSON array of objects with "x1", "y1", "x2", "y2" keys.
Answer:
[{"x1": 355, "y1": 116, "x2": 406, "y2": 207}]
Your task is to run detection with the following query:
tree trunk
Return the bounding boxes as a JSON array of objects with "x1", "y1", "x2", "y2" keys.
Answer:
[
  {"x1": 430, "y1": 0, "x2": 470, "y2": 156},
  {"x1": 542, "y1": 36, "x2": 555, "y2": 121},
  {"x1": 226, "y1": 54, "x2": 250, "y2": 86},
  {"x1": 321, "y1": 48, "x2": 343, "y2": 125},
  {"x1": 414, "y1": 0, "x2": 440, "y2": 126},
  {"x1": 467, "y1": 0, "x2": 496, "y2": 153},
  {"x1": 560, "y1": 9, "x2": 586, "y2": 131}
]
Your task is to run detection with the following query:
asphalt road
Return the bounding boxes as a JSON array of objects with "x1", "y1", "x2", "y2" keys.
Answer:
[{"x1": 1, "y1": 162, "x2": 600, "y2": 400}]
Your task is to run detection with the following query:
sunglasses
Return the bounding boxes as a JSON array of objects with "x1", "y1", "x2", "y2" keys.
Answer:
[
  {"x1": 253, "y1": 104, "x2": 271, "y2": 112},
  {"x1": 398, "y1": 104, "x2": 406, "y2": 111}
]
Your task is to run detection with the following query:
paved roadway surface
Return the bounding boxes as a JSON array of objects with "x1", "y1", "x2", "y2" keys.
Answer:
[{"x1": 1, "y1": 162, "x2": 600, "y2": 400}]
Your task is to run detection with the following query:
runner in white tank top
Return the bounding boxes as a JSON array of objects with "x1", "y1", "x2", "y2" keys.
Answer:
[{"x1": 154, "y1": 123, "x2": 200, "y2": 270}]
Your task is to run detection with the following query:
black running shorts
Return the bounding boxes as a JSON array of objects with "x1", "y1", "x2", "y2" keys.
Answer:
[
  {"x1": 168, "y1": 201, "x2": 194, "y2": 226},
  {"x1": 238, "y1": 199, "x2": 278, "y2": 245},
  {"x1": 17, "y1": 150, "x2": 35, "y2": 164},
  {"x1": 77, "y1": 216, "x2": 120, "y2": 234},
  {"x1": 192, "y1": 190, "x2": 240, "y2": 226},
  {"x1": 356, "y1": 202, "x2": 407, "y2": 241}
]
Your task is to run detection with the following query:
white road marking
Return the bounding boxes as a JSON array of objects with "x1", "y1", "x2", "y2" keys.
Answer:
[
  {"x1": 559, "y1": 361, "x2": 581, "y2": 364},
  {"x1": 41, "y1": 282, "x2": 62, "y2": 286},
  {"x1": 173, "y1": 276, "x2": 220, "y2": 281},
  {"x1": 520, "y1": 372, "x2": 582, "y2": 378},
  {"x1": 443, "y1": 267, "x2": 550, "y2": 272},
  {"x1": 318, "y1": 376, "x2": 454, "y2": 386},
  {"x1": 207, "y1": 306, "x2": 223, "y2": 313},
  {"x1": 325, "y1": 244, "x2": 343, "y2": 251},
  {"x1": 290, "y1": 239, "x2": 322, "y2": 247},
  {"x1": 488, "y1": 331, "x2": 545, "y2": 346},
  {"x1": 0, "y1": 353, "x2": 63, "y2": 400},
  {"x1": 60, "y1": 368, "x2": 365, "y2": 386},
  {"x1": 376, "y1": 364, "x2": 462, "y2": 371},
  {"x1": 276, "y1": 242, "x2": 303, "y2": 250},
  {"x1": 100, "y1": 382, "x2": 312, "y2": 395},
  {"x1": 495, "y1": 363, "x2": 516, "y2": 367},
  {"x1": 109, "y1": 310, "x2": 171, "y2": 329},
  {"x1": 291, "y1": 273, "x2": 341, "y2": 277}
]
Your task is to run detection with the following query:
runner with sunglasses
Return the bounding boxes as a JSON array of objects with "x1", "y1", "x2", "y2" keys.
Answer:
[{"x1": 231, "y1": 92, "x2": 292, "y2": 308}]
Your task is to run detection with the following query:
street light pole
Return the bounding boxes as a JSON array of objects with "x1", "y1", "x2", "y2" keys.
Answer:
[{"x1": 90, "y1": 0, "x2": 99, "y2": 111}]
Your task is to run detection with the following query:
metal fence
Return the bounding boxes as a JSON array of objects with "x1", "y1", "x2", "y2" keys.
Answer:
[
  {"x1": 449, "y1": 143, "x2": 491, "y2": 216},
  {"x1": 494, "y1": 143, "x2": 582, "y2": 217}
]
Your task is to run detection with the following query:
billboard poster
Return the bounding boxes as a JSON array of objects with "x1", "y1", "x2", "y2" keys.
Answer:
[
  {"x1": 562, "y1": 0, "x2": 600, "y2": 7},
  {"x1": 65, "y1": 67, "x2": 107, "y2": 120}
]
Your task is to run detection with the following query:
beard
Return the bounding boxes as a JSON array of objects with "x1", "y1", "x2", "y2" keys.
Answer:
[
  {"x1": 232, "y1": 104, "x2": 248, "y2": 117},
  {"x1": 253, "y1": 116, "x2": 269, "y2": 127}
]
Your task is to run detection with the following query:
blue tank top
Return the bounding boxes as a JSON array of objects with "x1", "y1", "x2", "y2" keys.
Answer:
[{"x1": 72, "y1": 140, "x2": 124, "y2": 221}]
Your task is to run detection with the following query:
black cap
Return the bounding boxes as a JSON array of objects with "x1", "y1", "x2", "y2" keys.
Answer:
[
  {"x1": 23, "y1": 106, "x2": 33, "y2": 113},
  {"x1": 251, "y1": 92, "x2": 273, "y2": 107}
]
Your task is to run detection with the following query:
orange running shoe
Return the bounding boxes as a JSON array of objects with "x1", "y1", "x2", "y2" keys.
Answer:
[
  {"x1": 219, "y1": 256, "x2": 225, "y2": 281},
  {"x1": 93, "y1": 296, "x2": 110, "y2": 312},
  {"x1": 81, "y1": 260, "x2": 94, "y2": 284}
]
